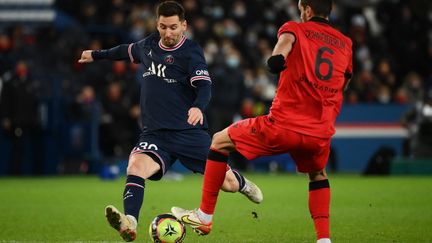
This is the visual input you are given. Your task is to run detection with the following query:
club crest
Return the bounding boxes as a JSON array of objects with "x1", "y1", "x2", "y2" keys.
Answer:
[{"x1": 164, "y1": 55, "x2": 174, "y2": 64}]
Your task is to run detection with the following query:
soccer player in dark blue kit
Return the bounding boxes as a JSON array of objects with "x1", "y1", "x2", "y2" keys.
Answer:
[{"x1": 78, "y1": 1, "x2": 262, "y2": 242}]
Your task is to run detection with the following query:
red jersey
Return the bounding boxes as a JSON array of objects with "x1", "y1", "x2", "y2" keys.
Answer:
[{"x1": 269, "y1": 17, "x2": 353, "y2": 138}]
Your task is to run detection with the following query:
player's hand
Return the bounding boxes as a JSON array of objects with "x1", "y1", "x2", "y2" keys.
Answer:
[
  {"x1": 187, "y1": 107, "x2": 203, "y2": 126},
  {"x1": 78, "y1": 50, "x2": 94, "y2": 63}
]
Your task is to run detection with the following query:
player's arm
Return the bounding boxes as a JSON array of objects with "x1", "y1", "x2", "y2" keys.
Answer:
[
  {"x1": 267, "y1": 32, "x2": 296, "y2": 74},
  {"x1": 188, "y1": 43, "x2": 212, "y2": 126},
  {"x1": 343, "y1": 77, "x2": 352, "y2": 91},
  {"x1": 78, "y1": 44, "x2": 134, "y2": 63},
  {"x1": 188, "y1": 80, "x2": 211, "y2": 126},
  {"x1": 343, "y1": 46, "x2": 353, "y2": 92}
]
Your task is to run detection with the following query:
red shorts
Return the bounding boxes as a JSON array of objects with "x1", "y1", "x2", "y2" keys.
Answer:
[{"x1": 228, "y1": 115, "x2": 331, "y2": 173}]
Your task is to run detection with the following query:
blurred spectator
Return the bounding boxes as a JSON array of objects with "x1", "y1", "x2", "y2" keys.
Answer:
[
  {"x1": 208, "y1": 50, "x2": 246, "y2": 135},
  {"x1": 99, "y1": 82, "x2": 136, "y2": 158},
  {"x1": 401, "y1": 72, "x2": 424, "y2": 104},
  {"x1": 402, "y1": 88, "x2": 432, "y2": 158},
  {"x1": 375, "y1": 58, "x2": 396, "y2": 93},
  {"x1": 0, "y1": 61, "x2": 43, "y2": 175},
  {"x1": 68, "y1": 85, "x2": 97, "y2": 122}
]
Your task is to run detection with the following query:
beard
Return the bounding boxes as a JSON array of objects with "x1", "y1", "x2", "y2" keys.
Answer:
[{"x1": 162, "y1": 37, "x2": 179, "y2": 47}]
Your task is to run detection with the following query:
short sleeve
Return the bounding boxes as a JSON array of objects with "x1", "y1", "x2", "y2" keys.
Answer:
[
  {"x1": 277, "y1": 21, "x2": 298, "y2": 39},
  {"x1": 188, "y1": 42, "x2": 211, "y2": 87}
]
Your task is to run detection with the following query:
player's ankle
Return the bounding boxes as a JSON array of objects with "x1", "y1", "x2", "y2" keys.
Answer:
[
  {"x1": 126, "y1": 215, "x2": 138, "y2": 227},
  {"x1": 197, "y1": 208, "x2": 213, "y2": 224}
]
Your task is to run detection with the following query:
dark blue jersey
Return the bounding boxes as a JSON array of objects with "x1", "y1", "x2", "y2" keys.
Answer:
[{"x1": 127, "y1": 33, "x2": 212, "y2": 131}]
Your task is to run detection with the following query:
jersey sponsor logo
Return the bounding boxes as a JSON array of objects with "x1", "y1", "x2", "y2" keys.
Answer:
[
  {"x1": 195, "y1": 70, "x2": 209, "y2": 76},
  {"x1": 296, "y1": 73, "x2": 338, "y2": 94},
  {"x1": 164, "y1": 54, "x2": 174, "y2": 64},
  {"x1": 163, "y1": 78, "x2": 178, "y2": 83},
  {"x1": 143, "y1": 61, "x2": 166, "y2": 78}
]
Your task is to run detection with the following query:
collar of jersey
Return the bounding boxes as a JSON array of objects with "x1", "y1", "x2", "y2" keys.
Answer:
[
  {"x1": 309, "y1": 16, "x2": 330, "y2": 25},
  {"x1": 158, "y1": 35, "x2": 187, "y2": 51}
]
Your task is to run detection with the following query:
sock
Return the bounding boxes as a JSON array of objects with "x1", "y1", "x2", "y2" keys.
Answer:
[
  {"x1": 123, "y1": 175, "x2": 145, "y2": 222},
  {"x1": 231, "y1": 169, "x2": 246, "y2": 192},
  {"x1": 309, "y1": 179, "x2": 331, "y2": 240},
  {"x1": 197, "y1": 208, "x2": 213, "y2": 224},
  {"x1": 199, "y1": 149, "x2": 228, "y2": 215}
]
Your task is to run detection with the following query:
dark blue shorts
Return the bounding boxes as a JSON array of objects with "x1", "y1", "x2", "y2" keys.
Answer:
[{"x1": 130, "y1": 129, "x2": 211, "y2": 180}]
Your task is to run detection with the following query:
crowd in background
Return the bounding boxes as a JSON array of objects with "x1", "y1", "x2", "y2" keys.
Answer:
[{"x1": 0, "y1": 0, "x2": 431, "y2": 173}]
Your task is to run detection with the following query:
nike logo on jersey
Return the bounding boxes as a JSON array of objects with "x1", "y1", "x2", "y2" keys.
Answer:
[{"x1": 147, "y1": 50, "x2": 152, "y2": 57}]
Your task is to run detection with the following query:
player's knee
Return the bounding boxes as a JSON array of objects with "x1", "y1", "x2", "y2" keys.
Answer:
[
  {"x1": 126, "y1": 161, "x2": 141, "y2": 175},
  {"x1": 127, "y1": 155, "x2": 161, "y2": 179},
  {"x1": 211, "y1": 130, "x2": 234, "y2": 151},
  {"x1": 211, "y1": 131, "x2": 224, "y2": 145},
  {"x1": 308, "y1": 170, "x2": 327, "y2": 181}
]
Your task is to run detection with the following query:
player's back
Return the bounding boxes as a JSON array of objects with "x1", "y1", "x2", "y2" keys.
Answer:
[{"x1": 269, "y1": 18, "x2": 353, "y2": 138}]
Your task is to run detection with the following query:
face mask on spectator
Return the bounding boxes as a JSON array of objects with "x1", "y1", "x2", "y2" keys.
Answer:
[
  {"x1": 226, "y1": 56, "x2": 240, "y2": 68},
  {"x1": 212, "y1": 6, "x2": 224, "y2": 19}
]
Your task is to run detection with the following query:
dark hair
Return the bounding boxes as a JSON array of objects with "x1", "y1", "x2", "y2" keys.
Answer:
[
  {"x1": 156, "y1": 1, "x2": 185, "y2": 21},
  {"x1": 300, "y1": 0, "x2": 333, "y2": 17}
]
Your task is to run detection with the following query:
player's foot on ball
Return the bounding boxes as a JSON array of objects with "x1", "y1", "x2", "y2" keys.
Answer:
[
  {"x1": 105, "y1": 205, "x2": 137, "y2": 242},
  {"x1": 171, "y1": 207, "x2": 212, "y2": 236},
  {"x1": 240, "y1": 178, "x2": 263, "y2": 204}
]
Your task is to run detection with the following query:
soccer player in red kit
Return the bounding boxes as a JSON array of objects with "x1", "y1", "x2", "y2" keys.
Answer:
[{"x1": 172, "y1": 0, "x2": 352, "y2": 242}]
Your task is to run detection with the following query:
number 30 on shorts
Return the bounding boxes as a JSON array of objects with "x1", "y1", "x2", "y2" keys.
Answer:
[{"x1": 138, "y1": 142, "x2": 158, "y2": 150}]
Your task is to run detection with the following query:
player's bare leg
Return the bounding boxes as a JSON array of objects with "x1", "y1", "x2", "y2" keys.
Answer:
[
  {"x1": 308, "y1": 170, "x2": 331, "y2": 243},
  {"x1": 223, "y1": 169, "x2": 263, "y2": 203}
]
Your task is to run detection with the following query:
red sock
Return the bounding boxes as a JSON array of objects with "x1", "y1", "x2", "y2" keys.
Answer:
[
  {"x1": 308, "y1": 179, "x2": 331, "y2": 239},
  {"x1": 199, "y1": 149, "x2": 228, "y2": 215}
]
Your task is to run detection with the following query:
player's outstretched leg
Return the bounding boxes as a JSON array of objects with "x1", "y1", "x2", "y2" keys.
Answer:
[
  {"x1": 105, "y1": 205, "x2": 137, "y2": 242},
  {"x1": 228, "y1": 169, "x2": 263, "y2": 203},
  {"x1": 240, "y1": 177, "x2": 263, "y2": 204},
  {"x1": 171, "y1": 207, "x2": 212, "y2": 236}
]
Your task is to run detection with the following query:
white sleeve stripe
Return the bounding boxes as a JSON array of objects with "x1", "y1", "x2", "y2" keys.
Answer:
[
  {"x1": 190, "y1": 76, "x2": 212, "y2": 88},
  {"x1": 190, "y1": 76, "x2": 211, "y2": 82},
  {"x1": 128, "y1": 43, "x2": 134, "y2": 63}
]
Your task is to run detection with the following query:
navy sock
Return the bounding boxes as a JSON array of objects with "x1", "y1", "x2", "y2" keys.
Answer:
[
  {"x1": 232, "y1": 169, "x2": 246, "y2": 191},
  {"x1": 123, "y1": 175, "x2": 145, "y2": 222}
]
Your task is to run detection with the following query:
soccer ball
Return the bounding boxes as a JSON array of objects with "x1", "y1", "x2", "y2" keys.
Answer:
[{"x1": 149, "y1": 213, "x2": 186, "y2": 243}]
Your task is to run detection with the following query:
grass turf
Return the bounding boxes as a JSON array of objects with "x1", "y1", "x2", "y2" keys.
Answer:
[{"x1": 0, "y1": 174, "x2": 431, "y2": 242}]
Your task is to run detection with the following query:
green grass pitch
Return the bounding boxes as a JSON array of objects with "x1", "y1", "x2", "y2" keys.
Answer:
[{"x1": 0, "y1": 174, "x2": 431, "y2": 242}]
